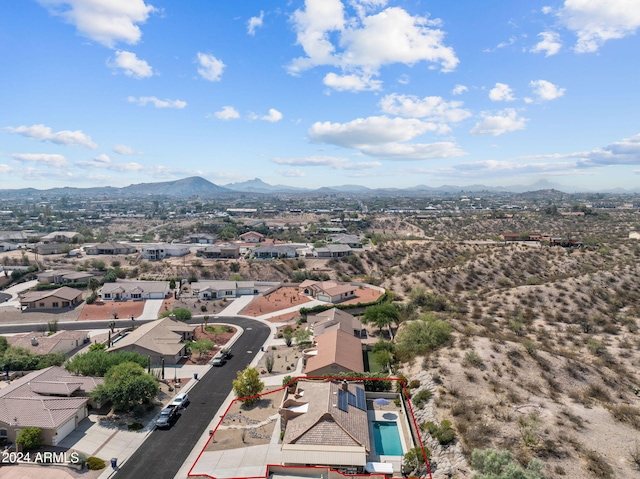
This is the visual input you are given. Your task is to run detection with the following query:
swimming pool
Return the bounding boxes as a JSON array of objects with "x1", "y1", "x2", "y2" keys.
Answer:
[{"x1": 372, "y1": 421, "x2": 403, "y2": 456}]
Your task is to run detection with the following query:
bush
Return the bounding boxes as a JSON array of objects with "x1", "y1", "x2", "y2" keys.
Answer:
[
  {"x1": 471, "y1": 448, "x2": 544, "y2": 479},
  {"x1": 87, "y1": 457, "x2": 106, "y2": 470},
  {"x1": 424, "y1": 419, "x2": 455, "y2": 445},
  {"x1": 412, "y1": 389, "x2": 433, "y2": 408},
  {"x1": 15, "y1": 427, "x2": 42, "y2": 450},
  {"x1": 85, "y1": 292, "x2": 98, "y2": 304},
  {"x1": 409, "y1": 379, "x2": 421, "y2": 389}
]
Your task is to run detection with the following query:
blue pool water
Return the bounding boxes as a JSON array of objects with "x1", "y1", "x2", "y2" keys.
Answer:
[{"x1": 372, "y1": 421, "x2": 403, "y2": 456}]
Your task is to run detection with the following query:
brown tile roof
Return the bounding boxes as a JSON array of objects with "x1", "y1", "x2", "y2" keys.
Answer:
[
  {"x1": 0, "y1": 367, "x2": 102, "y2": 430},
  {"x1": 305, "y1": 329, "x2": 364, "y2": 375},
  {"x1": 282, "y1": 381, "x2": 369, "y2": 452},
  {"x1": 308, "y1": 309, "x2": 362, "y2": 337},
  {"x1": 20, "y1": 286, "x2": 82, "y2": 303},
  {"x1": 108, "y1": 317, "x2": 194, "y2": 356},
  {"x1": 7, "y1": 330, "x2": 89, "y2": 355}
]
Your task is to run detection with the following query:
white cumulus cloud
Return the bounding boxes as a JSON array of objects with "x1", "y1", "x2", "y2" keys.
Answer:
[
  {"x1": 489, "y1": 83, "x2": 515, "y2": 102},
  {"x1": 279, "y1": 169, "x2": 306, "y2": 177},
  {"x1": 247, "y1": 11, "x2": 264, "y2": 35},
  {"x1": 127, "y1": 96, "x2": 187, "y2": 109},
  {"x1": 470, "y1": 109, "x2": 528, "y2": 136},
  {"x1": 531, "y1": 31, "x2": 562, "y2": 56},
  {"x1": 379, "y1": 94, "x2": 471, "y2": 123},
  {"x1": 289, "y1": 1, "x2": 458, "y2": 91},
  {"x1": 308, "y1": 115, "x2": 465, "y2": 160},
  {"x1": 250, "y1": 108, "x2": 283, "y2": 122},
  {"x1": 197, "y1": 53, "x2": 225, "y2": 82},
  {"x1": 109, "y1": 51, "x2": 153, "y2": 78},
  {"x1": 530, "y1": 80, "x2": 566, "y2": 101},
  {"x1": 37, "y1": 0, "x2": 156, "y2": 48},
  {"x1": 76, "y1": 154, "x2": 144, "y2": 171},
  {"x1": 11, "y1": 153, "x2": 69, "y2": 167},
  {"x1": 323, "y1": 72, "x2": 382, "y2": 91},
  {"x1": 558, "y1": 0, "x2": 640, "y2": 53},
  {"x1": 214, "y1": 106, "x2": 240, "y2": 120},
  {"x1": 113, "y1": 144, "x2": 140, "y2": 155},
  {"x1": 4, "y1": 124, "x2": 97, "y2": 149},
  {"x1": 452, "y1": 84, "x2": 468, "y2": 95}
]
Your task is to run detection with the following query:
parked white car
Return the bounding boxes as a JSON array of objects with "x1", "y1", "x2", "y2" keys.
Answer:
[{"x1": 170, "y1": 392, "x2": 189, "y2": 409}]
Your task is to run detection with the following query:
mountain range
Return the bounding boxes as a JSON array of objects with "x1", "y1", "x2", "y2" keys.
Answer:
[{"x1": 0, "y1": 177, "x2": 638, "y2": 199}]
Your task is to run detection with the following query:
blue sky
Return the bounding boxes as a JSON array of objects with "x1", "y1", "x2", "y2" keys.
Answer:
[{"x1": 1, "y1": 0, "x2": 640, "y2": 191}]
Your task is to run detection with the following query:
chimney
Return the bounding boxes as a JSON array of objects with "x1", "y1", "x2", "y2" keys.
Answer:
[
  {"x1": 341, "y1": 380, "x2": 348, "y2": 391},
  {"x1": 31, "y1": 338, "x2": 38, "y2": 346}
]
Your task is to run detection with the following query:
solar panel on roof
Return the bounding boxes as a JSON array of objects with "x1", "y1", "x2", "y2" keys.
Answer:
[
  {"x1": 355, "y1": 387, "x2": 366, "y2": 410},
  {"x1": 337, "y1": 389, "x2": 348, "y2": 412},
  {"x1": 347, "y1": 391, "x2": 357, "y2": 407}
]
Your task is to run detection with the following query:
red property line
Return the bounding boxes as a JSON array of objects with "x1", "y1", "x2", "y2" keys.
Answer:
[{"x1": 187, "y1": 376, "x2": 433, "y2": 479}]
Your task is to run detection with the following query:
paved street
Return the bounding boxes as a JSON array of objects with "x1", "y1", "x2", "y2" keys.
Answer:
[{"x1": 111, "y1": 316, "x2": 271, "y2": 479}]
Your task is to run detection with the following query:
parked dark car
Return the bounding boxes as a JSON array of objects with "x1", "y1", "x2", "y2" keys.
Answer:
[{"x1": 155, "y1": 406, "x2": 178, "y2": 429}]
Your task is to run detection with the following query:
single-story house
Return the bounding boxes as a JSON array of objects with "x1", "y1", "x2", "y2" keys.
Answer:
[
  {"x1": 141, "y1": 243, "x2": 190, "y2": 261},
  {"x1": 187, "y1": 234, "x2": 217, "y2": 244},
  {"x1": 108, "y1": 317, "x2": 195, "y2": 364},
  {"x1": 299, "y1": 280, "x2": 357, "y2": 303},
  {"x1": 307, "y1": 308, "x2": 365, "y2": 338},
  {"x1": 99, "y1": 280, "x2": 170, "y2": 301},
  {"x1": 304, "y1": 329, "x2": 364, "y2": 376},
  {"x1": 6, "y1": 330, "x2": 89, "y2": 356},
  {"x1": 196, "y1": 244, "x2": 240, "y2": 259},
  {"x1": 327, "y1": 233, "x2": 362, "y2": 248},
  {"x1": 499, "y1": 233, "x2": 522, "y2": 242},
  {"x1": 37, "y1": 269, "x2": 94, "y2": 285},
  {"x1": 0, "y1": 242, "x2": 18, "y2": 252},
  {"x1": 34, "y1": 242, "x2": 71, "y2": 255},
  {"x1": 0, "y1": 366, "x2": 102, "y2": 446},
  {"x1": 239, "y1": 231, "x2": 265, "y2": 243},
  {"x1": 280, "y1": 380, "x2": 370, "y2": 469},
  {"x1": 252, "y1": 244, "x2": 300, "y2": 259},
  {"x1": 314, "y1": 244, "x2": 353, "y2": 258},
  {"x1": 40, "y1": 231, "x2": 81, "y2": 243},
  {"x1": 0, "y1": 231, "x2": 28, "y2": 244},
  {"x1": 19, "y1": 286, "x2": 83, "y2": 311},
  {"x1": 190, "y1": 280, "x2": 275, "y2": 300},
  {"x1": 85, "y1": 242, "x2": 137, "y2": 255}
]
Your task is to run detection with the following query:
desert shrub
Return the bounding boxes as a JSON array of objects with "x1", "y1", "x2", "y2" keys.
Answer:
[
  {"x1": 583, "y1": 449, "x2": 614, "y2": 479},
  {"x1": 395, "y1": 314, "x2": 452, "y2": 358},
  {"x1": 470, "y1": 448, "x2": 544, "y2": 479},
  {"x1": 409, "y1": 379, "x2": 421, "y2": 389},
  {"x1": 87, "y1": 457, "x2": 106, "y2": 470},
  {"x1": 412, "y1": 389, "x2": 433, "y2": 408},
  {"x1": 424, "y1": 419, "x2": 456, "y2": 445},
  {"x1": 463, "y1": 350, "x2": 485, "y2": 369}
]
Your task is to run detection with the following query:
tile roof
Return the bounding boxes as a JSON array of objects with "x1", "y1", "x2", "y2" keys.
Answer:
[
  {"x1": 305, "y1": 329, "x2": 364, "y2": 375},
  {"x1": 0, "y1": 366, "x2": 102, "y2": 429},
  {"x1": 282, "y1": 381, "x2": 369, "y2": 452},
  {"x1": 20, "y1": 286, "x2": 83, "y2": 303},
  {"x1": 100, "y1": 280, "x2": 169, "y2": 295},
  {"x1": 308, "y1": 309, "x2": 362, "y2": 337},
  {"x1": 108, "y1": 317, "x2": 194, "y2": 356},
  {"x1": 6, "y1": 330, "x2": 89, "y2": 355}
]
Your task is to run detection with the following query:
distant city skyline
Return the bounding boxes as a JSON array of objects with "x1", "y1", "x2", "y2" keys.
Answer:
[{"x1": 1, "y1": 1, "x2": 639, "y2": 191}]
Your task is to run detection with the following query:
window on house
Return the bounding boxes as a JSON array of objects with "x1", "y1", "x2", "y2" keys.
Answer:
[
  {"x1": 62, "y1": 301, "x2": 70, "y2": 307},
  {"x1": 104, "y1": 293, "x2": 111, "y2": 298},
  {"x1": 225, "y1": 291, "x2": 232, "y2": 295},
  {"x1": 131, "y1": 293, "x2": 141, "y2": 299},
  {"x1": 0, "y1": 429, "x2": 6, "y2": 438},
  {"x1": 39, "y1": 302, "x2": 45, "y2": 307},
  {"x1": 52, "y1": 302, "x2": 59, "y2": 308}
]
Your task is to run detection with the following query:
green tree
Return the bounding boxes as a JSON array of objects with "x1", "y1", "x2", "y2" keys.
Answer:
[
  {"x1": 15, "y1": 427, "x2": 43, "y2": 450},
  {"x1": 470, "y1": 448, "x2": 545, "y2": 479},
  {"x1": 0, "y1": 336, "x2": 8, "y2": 355},
  {"x1": 91, "y1": 361, "x2": 159, "y2": 411},
  {"x1": 88, "y1": 277, "x2": 100, "y2": 295},
  {"x1": 65, "y1": 350, "x2": 148, "y2": 377},
  {"x1": 294, "y1": 328, "x2": 312, "y2": 346},
  {"x1": 232, "y1": 366, "x2": 264, "y2": 407},
  {"x1": 362, "y1": 303, "x2": 399, "y2": 333},
  {"x1": 395, "y1": 314, "x2": 452, "y2": 358},
  {"x1": 190, "y1": 339, "x2": 214, "y2": 358},
  {"x1": 404, "y1": 446, "x2": 430, "y2": 476}
]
